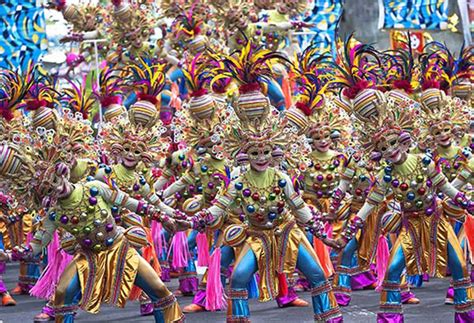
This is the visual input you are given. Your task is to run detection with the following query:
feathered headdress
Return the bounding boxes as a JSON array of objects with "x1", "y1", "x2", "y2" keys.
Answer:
[
  {"x1": 125, "y1": 57, "x2": 166, "y2": 104},
  {"x1": 182, "y1": 53, "x2": 218, "y2": 121},
  {"x1": 93, "y1": 66, "x2": 126, "y2": 121},
  {"x1": 0, "y1": 66, "x2": 34, "y2": 121},
  {"x1": 61, "y1": 79, "x2": 96, "y2": 120},
  {"x1": 331, "y1": 34, "x2": 382, "y2": 99},
  {"x1": 216, "y1": 40, "x2": 291, "y2": 156},
  {"x1": 221, "y1": 39, "x2": 290, "y2": 122},
  {"x1": 382, "y1": 40, "x2": 418, "y2": 94},
  {"x1": 124, "y1": 57, "x2": 167, "y2": 127}
]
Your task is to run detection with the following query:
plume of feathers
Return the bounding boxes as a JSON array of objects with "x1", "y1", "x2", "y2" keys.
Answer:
[
  {"x1": 182, "y1": 53, "x2": 212, "y2": 96},
  {"x1": 221, "y1": 38, "x2": 291, "y2": 92},
  {"x1": 174, "y1": 2, "x2": 204, "y2": 39},
  {"x1": 295, "y1": 73, "x2": 328, "y2": 116},
  {"x1": 0, "y1": 64, "x2": 35, "y2": 121},
  {"x1": 331, "y1": 34, "x2": 382, "y2": 99},
  {"x1": 382, "y1": 36, "x2": 417, "y2": 93},
  {"x1": 125, "y1": 57, "x2": 166, "y2": 104},
  {"x1": 61, "y1": 78, "x2": 95, "y2": 120},
  {"x1": 23, "y1": 74, "x2": 60, "y2": 111},
  {"x1": 93, "y1": 66, "x2": 124, "y2": 107},
  {"x1": 291, "y1": 43, "x2": 332, "y2": 81}
]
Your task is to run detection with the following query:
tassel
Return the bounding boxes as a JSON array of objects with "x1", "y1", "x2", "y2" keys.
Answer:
[
  {"x1": 152, "y1": 221, "x2": 165, "y2": 258},
  {"x1": 277, "y1": 273, "x2": 288, "y2": 297},
  {"x1": 247, "y1": 274, "x2": 259, "y2": 299},
  {"x1": 313, "y1": 236, "x2": 334, "y2": 277},
  {"x1": 30, "y1": 232, "x2": 72, "y2": 300},
  {"x1": 205, "y1": 248, "x2": 226, "y2": 311},
  {"x1": 168, "y1": 231, "x2": 189, "y2": 268},
  {"x1": 375, "y1": 234, "x2": 390, "y2": 292},
  {"x1": 196, "y1": 232, "x2": 210, "y2": 267}
]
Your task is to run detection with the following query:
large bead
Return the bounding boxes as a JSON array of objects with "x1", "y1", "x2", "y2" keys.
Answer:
[
  {"x1": 268, "y1": 212, "x2": 277, "y2": 220},
  {"x1": 60, "y1": 215, "x2": 69, "y2": 224},
  {"x1": 400, "y1": 183, "x2": 409, "y2": 191},
  {"x1": 252, "y1": 192, "x2": 260, "y2": 201},
  {"x1": 93, "y1": 219, "x2": 102, "y2": 227},
  {"x1": 235, "y1": 182, "x2": 243, "y2": 190},
  {"x1": 96, "y1": 232, "x2": 105, "y2": 240},
  {"x1": 100, "y1": 209, "x2": 108, "y2": 218},
  {"x1": 89, "y1": 186, "x2": 99, "y2": 197},
  {"x1": 70, "y1": 216, "x2": 79, "y2": 225},
  {"x1": 83, "y1": 226, "x2": 92, "y2": 234},
  {"x1": 80, "y1": 212, "x2": 88, "y2": 220},
  {"x1": 246, "y1": 205, "x2": 255, "y2": 213},
  {"x1": 93, "y1": 244, "x2": 102, "y2": 252},
  {"x1": 49, "y1": 212, "x2": 56, "y2": 221},
  {"x1": 105, "y1": 223, "x2": 114, "y2": 232},
  {"x1": 242, "y1": 189, "x2": 251, "y2": 197},
  {"x1": 268, "y1": 193, "x2": 276, "y2": 201},
  {"x1": 105, "y1": 238, "x2": 114, "y2": 246},
  {"x1": 83, "y1": 238, "x2": 92, "y2": 247},
  {"x1": 406, "y1": 192, "x2": 416, "y2": 201},
  {"x1": 89, "y1": 197, "x2": 98, "y2": 206},
  {"x1": 278, "y1": 179, "x2": 287, "y2": 188}
]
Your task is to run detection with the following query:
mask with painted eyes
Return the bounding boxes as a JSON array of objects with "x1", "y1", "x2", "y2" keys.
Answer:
[
  {"x1": 121, "y1": 142, "x2": 146, "y2": 169},
  {"x1": 248, "y1": 144, "x2": 272, "y2": 172},
  {"x1": 377, "y1": 132, "x2": 407, "y2": 164},
  {"x1": 430, "y1": 121, "x2": 453, "y2": 148},
  {"x1": 310, "y1": 127, "x2": 331, "y2": 152}
]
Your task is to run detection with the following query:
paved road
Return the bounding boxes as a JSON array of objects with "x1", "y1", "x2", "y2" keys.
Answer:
[{"x1": 0, "y1": 263, "x2": 455, "y2": 322}]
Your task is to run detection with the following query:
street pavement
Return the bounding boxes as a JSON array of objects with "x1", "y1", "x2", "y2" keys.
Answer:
[{"x1": 0, "y1": 263, "x2": 454, "y2": 322}]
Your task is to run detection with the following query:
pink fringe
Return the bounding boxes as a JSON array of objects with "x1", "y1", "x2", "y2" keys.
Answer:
[
  {"x1": 196, "y1": 232, "x2": 210, "y2": 267},
  {"x1": 168, "y1": 231, "x2": 189, "y2": 268},
  {"x1": 205, "y1": 248, "x2": 226, "y2": 311},
  {"x1": 375, "y1": 234, "x2": 390, "y2": 292},
  {"x1": 30, "y1": 232, "x2": 73, "y2": 300},
  {"x1": 152, "y1": 221, "x2": 165, "y2": 258}
]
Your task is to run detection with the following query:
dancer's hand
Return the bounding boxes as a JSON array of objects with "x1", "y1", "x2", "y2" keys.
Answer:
[
  {"x1": 175, "y1": 219, "x2": 192, "y2": 231},
  {"x1": 162, "y1": 217, "x2": 177, "y2": 234},
  {"x1": 321, "y1": 237, "x2": 343, "y2": 250}
]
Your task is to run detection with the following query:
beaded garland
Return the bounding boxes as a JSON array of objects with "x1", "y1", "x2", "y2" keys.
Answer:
[
  {"x1": 177, "y1": 161, "x2": 228, "y2": 207},
  {"x1": 233, "y1": 171, "x2": 288, "y2": 226},
  {"x1": 303, "y1": 156, "x2": 342, "y2": 198},
  {"x1": 49, "y1": 184, "x2": 117, "y2": 252},
  {"x1": 382, "y1": 156, "x2": 438, "y2": 215}
]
